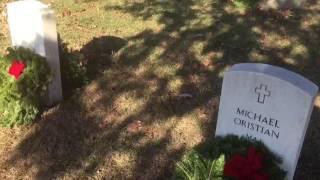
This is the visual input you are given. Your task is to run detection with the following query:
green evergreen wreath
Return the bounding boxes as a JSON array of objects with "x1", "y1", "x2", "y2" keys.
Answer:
[
  {"x1": 0, "y1": 47, "x2": 51, "y2": 127},
  {"x1": 174, "y1": 135, "x2": 286, "y2": 180}
]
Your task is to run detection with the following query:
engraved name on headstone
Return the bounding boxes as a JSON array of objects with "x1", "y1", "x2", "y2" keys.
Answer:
[{"x1": 215, "y1": 63, "x2": 318, "y2": 180}]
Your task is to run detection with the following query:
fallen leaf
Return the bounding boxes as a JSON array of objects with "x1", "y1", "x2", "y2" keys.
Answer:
[
  {"x1": 127, "y1": 121, "x2": 142, "y2": 133},
  {"x1": 62, "y1": 9, "x2": 71, "y2": 17},
  {"x1": 145, "y1": 128, "x2": 156, "y2": 139},
  {"x1": 280, "y1": 9, "x2": 292, "y2": 19}
]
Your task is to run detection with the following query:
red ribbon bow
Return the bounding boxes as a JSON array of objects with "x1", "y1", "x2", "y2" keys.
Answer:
[
  {"x1": 224, "y1": 147, "x2": 269, "y2": 180},
  {"x1": 8, "y1": 60, "x2": 26, "y2": 80}
]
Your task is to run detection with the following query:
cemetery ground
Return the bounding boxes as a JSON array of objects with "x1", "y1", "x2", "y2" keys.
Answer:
[{"x1": 0, "y1": 0, "x2": 320, "y2": 179}]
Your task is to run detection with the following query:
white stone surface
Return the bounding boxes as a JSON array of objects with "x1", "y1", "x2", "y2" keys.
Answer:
[
  {"x1": 215, "y1": 63, "x2": 318, "y2": 180},
  {"x1": 7, "y1": 0, "x2": 63, "y2": 106}
]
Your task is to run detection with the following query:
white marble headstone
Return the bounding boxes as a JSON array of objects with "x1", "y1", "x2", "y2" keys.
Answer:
[
  {"x1": 7, "y1": 0, "x2": 63, "y2": 106},
  {"x1": 215, "y1": 63, "x2": 318, "y2": 180}
]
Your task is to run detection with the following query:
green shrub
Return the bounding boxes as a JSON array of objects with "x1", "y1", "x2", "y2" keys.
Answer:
[
  {"x1": 175, "y1": 151, "x2": 225, "y2": 180},
  {"x1": 59, "y1": 40, "x2": 89, "y2": 95},
  {"x1": 0, "y1": 47, "x2": 51, "y2": 127}
]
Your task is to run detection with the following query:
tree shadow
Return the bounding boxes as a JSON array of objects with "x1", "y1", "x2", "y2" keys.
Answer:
[
  {"x1": 1, "y1": 0, "x2": 320, "y2": 179},
  {"x1": 81, "y1": 36, "x2": 127, "y2": 78},
  {"x1": 59, "y1": 35, "x2": 127, "y2": 98}
]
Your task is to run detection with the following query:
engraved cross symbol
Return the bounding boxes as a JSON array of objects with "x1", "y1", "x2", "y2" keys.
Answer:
[{"x1": 255, "y1": 84, "x2": 271, "y2": 104}]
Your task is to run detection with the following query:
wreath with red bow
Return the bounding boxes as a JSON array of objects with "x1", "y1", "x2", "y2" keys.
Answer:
[
  {"x1": 0, "y1": 47, "x2": 51, "y2": 127},
  {"x1": 174, "y1": 135, "x2": 286, "y2": 180}
]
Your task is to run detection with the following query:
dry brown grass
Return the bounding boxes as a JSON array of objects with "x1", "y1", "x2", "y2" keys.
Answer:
[{"x1": 0, "y1": 0, "x2": 320, "y2": 179}]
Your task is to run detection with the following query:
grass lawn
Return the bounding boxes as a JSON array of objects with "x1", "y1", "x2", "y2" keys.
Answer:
[{"x1": 1, "y1": 0, "x2": 320, "y2": 179}]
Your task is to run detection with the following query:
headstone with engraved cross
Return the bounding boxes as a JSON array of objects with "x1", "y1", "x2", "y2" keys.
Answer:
[{"x1": 215, "y1": 63, "x2": 318, "y2": 180}]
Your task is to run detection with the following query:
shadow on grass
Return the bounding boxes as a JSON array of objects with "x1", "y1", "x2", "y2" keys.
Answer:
[
  {"x1": 59, "y1": 35, "x2": 127, "y2": 98},
  {"x1": 1, "y1": 0, "x2": 320, "y2": 179}
]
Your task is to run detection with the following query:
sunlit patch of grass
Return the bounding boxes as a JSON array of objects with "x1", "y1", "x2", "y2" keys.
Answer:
[
  {"x1": 283, "y1": 57, "x2": 298, "y2": 65},
  {"x1": 249, "y1": 51, "x2": 269, "y2": 62},
  {"x1": 0, "y1": 0, "x2": 11, "y2": 54},
  {"x1": 290, "y1": 43, "x2": 309, "y2": 59},
  {"x1": 260, "y1": 32, "x2": 292, "y2": 49},
  {"x1": 153, "y1": 64, "x2": 177, "y2": 78},
  {"x1": 171, "y1": 114, "x2": 204, "y2": 148},
  {"x1": 114, "y1": 92, "x2": 146, "y2": 115},
  {"x1": 47, "y1": 0, "x2": 161, "y2": 50},
  {"x1": 186, "y1": 12, "x2": 213, "y2": 29},
  {"x1": 148, "y1": 46, "x2": 166, "y2": 62},
  {"x1": 191, "y1": 41, "x2": 206, "y2": 60},
  {"x1": 167, "y1": 77, "x2": 184, "y2": 93},
  {"x1": 111, "y1": 151, "x2": 136, "y2": 169},
  {"x1": 231, "y1": 0, "x2": 261, "y2": 10}
]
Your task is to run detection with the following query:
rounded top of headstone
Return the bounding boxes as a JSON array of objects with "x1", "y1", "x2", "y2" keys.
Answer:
[
  {"x1": 229, "y1": 63, "x2": 319, "y2": 97},
  {"x1": 7, "y1": 0, "x2": 49, "y2": 12}
]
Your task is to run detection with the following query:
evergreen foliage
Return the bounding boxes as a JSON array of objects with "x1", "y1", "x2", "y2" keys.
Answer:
[
  {"x1": 59, "y1": 40, "x2": 88, "y2": 92},
  {"x1": 0, "y1": 47, "x2": 51, "y2": 127},
  {"x1": 174, "y1": 135, "x2": 286, "y2": 180}
]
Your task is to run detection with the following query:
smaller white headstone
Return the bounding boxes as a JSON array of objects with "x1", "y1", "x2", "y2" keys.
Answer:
[
  {"x1": 7, "y1": 0, "x2": 63, "y2": 106},
  {"x1": 215, "y1": 63, "x2": 318, "y2": 180}
]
